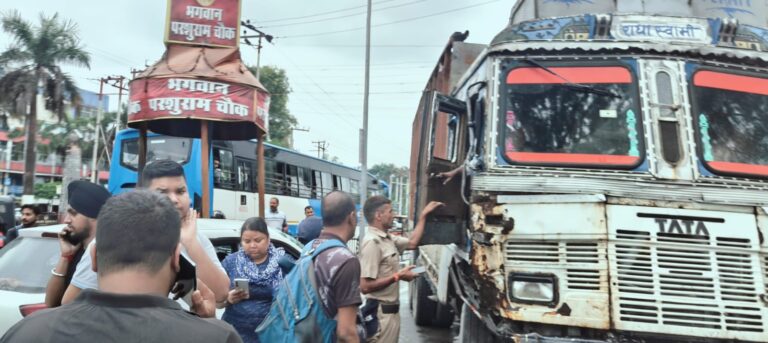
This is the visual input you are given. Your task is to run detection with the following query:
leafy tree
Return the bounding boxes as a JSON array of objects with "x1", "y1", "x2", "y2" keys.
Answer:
[
  {"x1": 248, "y1": 65, "x2": 297, "y2": 148},
  {"x1": 369, "y1": 163, "x2": 408, "y2": 184},
  {"x1": 0, "y1": 11, "x2": 90, "y2": 195},
  {"x1": 34, "y1": 181, "x2": 59, "y2": 200},
  {"x1": 39, "y1": 110, "x2": 121, "y2": 169}
]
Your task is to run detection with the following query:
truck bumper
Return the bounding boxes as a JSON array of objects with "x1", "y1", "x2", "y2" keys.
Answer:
[{"x1": 508, "y1": 333, "x2": 608, "y2": 343}]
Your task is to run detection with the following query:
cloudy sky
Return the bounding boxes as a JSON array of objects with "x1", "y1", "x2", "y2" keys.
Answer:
[{"x1": 0, "y1": 0, "x2": 513, "y2": 168}]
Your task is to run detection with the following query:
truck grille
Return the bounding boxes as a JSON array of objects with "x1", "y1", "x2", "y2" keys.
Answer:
[
  {"x1": 764, "y1": 254, "x2": 768, "y2": 295},
  {"x1": 610, "y1": 229, "x2": 765, "y2": 339},
  {"x1": 505, "y1": 241, "x2": 604, "y2": 291}
]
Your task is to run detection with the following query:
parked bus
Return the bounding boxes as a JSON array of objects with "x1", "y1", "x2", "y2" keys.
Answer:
[
  {"x1": 408, "y1": 1, "x2": 768, "y2": 342},
  {"x1": 109, "y1": 129, "x2": 387, "y2": 233}
]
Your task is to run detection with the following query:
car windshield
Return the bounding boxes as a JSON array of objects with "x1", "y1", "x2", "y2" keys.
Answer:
[
  {"x1": 502, "y1": 65, "x2": 643, "y2": 168},
  {"x1": 0, "y1": 236, "x2": 59, "y2": 293},
  {"x1": 121, "y1": 136, "x2": 192, "y2": 170},
  {"x1": 692, "y1": 70, "x2": 768, "y2": 177}
]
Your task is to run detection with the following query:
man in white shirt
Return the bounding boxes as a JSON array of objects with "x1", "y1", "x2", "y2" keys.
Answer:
[
  {"x1": 62, "y1": 160, "x2": 230, "y2": 305},
  {"x1": 264, "y1": 197, "x2": 288, "y2": 233}
]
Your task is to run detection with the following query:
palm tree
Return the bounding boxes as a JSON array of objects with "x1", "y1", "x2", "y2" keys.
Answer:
[{"x1": 0, "y1": 11, "x2": 90, "y2": 195}]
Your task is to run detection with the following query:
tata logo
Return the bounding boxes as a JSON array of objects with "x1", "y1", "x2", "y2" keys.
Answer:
[{"x1": 654, "y1": 218, "x2": 710, "y2": 236}]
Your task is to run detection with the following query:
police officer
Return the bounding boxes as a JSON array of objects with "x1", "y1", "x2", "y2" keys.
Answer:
[{"x1": 359, "y1": 196, "x2": 443, "y2": 343}]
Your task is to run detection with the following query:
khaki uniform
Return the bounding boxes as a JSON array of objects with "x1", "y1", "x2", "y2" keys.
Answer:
[{"x1": 360, "y1": 226, "x2": 409, "y2": 343}]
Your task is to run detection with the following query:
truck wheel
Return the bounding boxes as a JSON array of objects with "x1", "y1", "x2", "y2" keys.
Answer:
[
  {"x1": 412, "y1": 276, "x2": 437, "y2": 326},
  {"x1": 459, "y1": 303, "x2": 499, "y2": 343},
  {"x1": 431, "y1": 302, "x2": 455, "y2": 328}
]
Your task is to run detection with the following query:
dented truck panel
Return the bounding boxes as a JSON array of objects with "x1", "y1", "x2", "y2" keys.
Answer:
[{"x1": 470, "y1": 198, "x2": 611, "y2": 329}]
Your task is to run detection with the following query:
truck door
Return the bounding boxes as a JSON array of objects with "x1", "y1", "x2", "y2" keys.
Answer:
[{"x1": 412, "y1": 91, "x2": 467, "y2": 245}]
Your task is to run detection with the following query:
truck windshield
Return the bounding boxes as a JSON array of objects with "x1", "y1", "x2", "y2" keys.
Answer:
[
  {"x1": 120, "y1": 136, "x2": 192, "y2": 170},
  {"x1": 693, "y1": 70, "x2": 768, "y2": 178},
  {"x1": 502, "y1": 65, "x2": 642, "y2": 168}
]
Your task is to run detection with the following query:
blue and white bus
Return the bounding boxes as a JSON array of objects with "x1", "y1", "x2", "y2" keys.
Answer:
[{"x1": 109, "y1": 129, "x2": 388, "y2": 234}]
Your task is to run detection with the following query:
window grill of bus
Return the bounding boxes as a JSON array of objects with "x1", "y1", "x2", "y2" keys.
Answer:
[{"x1": 654, "y1": 71, "x2": 682, "y2": 164}]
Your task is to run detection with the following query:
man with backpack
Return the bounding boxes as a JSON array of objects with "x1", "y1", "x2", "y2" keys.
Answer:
[{"x1": 257, "y1": 191, "x2": 362, "y2": 343}]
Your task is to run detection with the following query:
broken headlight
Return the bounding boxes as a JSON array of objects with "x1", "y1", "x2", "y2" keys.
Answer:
[{"x1": 509, "y1": 273, "x2": 557, "y2": 306}]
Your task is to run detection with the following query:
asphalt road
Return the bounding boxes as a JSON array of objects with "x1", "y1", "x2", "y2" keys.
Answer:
[{"x1": 397, "y1": 280, "x2": 460, "y2": 343}]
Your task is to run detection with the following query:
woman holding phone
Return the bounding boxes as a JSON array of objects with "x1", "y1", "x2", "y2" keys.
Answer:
[{"x1": 220, "y1": 217, "x2": 289, "y2": 343}]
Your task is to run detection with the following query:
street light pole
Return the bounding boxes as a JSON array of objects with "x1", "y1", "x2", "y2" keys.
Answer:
[{"x1": 359, "y1": 0, "x2": 372, "y2": 243}]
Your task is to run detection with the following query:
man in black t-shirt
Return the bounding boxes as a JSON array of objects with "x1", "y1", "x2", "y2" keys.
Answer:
[{"x1": 310, "y1": 191, "x2": 363, "y2": 342}]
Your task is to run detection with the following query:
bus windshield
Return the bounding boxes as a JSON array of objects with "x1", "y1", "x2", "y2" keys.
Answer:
[
  {"x1": 120, "y1": 136, "x2": 193, "y2": 170},
  {"x1": 502, "y1": 65, "x2": 643, "y2": 168},
  {"x1": 692, "y1": 70, "x2": 768, "y2": 178}
]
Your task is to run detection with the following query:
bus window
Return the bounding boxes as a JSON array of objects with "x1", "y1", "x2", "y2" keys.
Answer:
[
  {"x1": 286, "y1": 165, "x2": 299, "y2": 197},
  {"x1": 502, "y1": 65, "x2": 642, "y2": 168},
  {"x1": 236, "y1": 159, "x2": 254, "y2": 192},
  {"x1": 692, "y1": 69, "x2": 768, "y2": 178},
  {"x1": 121, "y1": 137, "x2": 192, "y2": 171},
  {"x1": 350, "y1": 179, "x2": 359, "y2": 196},
  {"x1": 340, "y1": 177, "x2": 351, "y2": 193},
  {"x1": 213, "y1": 148, "x2": 235, "y2": 189},
  {"x1": 320, "y1": 172, "x2": 333, "y2": 195},
  {"x1": 333, "y1": 175, "x2": 341, "y2": 191},
  {"x1": 312, "y1": 170, "x2": 321, "y2": 198},
  {"x1": 298, "y1": 167, "x2": 313, "y2": 198},
  {"x1": 265, "y1": 160, "x2": 280, "y2": 194}
]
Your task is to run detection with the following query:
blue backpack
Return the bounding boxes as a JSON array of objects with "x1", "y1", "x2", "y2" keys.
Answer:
[{"x1": 256, "y1": 239, "x2": 346, "y2": 343}]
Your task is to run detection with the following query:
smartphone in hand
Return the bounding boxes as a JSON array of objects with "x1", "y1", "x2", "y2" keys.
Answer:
[
  {"x1": 173, "y1": 255, "x2": 197, "y2": 306},
  {"x1": 411, "y1": 266, "x2": 426, "y2": 274},
  {"x1": 61, "y1": 231, "x2": 78, "y2": 245},
  {"x1": 234, "y1": 278, "x2": 249, "y2": 298}
]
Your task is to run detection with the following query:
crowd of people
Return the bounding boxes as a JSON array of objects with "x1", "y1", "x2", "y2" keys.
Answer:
[{"x1": 0, "y1": 159, "x2": 445, "y2": 343}]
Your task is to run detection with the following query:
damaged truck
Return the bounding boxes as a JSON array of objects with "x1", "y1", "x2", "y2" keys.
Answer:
[{"x1": 408, "y1": 1, "x2": 768, "y2": 342}]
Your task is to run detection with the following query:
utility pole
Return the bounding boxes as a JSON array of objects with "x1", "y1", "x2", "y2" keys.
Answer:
[
  {"x1": 312, "y1": 140, "x2": 328, "y2": 159},
  {"x1": 290, "y1": 126, "x2": 309, "y2": 149},
  {"x1": 91, "y1": 76, "x2": 127, "y2": 184},
  {"x1": 91, "y1": 79, "x2": 104, "y2": 183},
  {"x1": 241, "y1": 21, "x2": 273, "y2": 81},
  {"x1": 359, "y1": 0, "x2": 372, "y2": 242}
]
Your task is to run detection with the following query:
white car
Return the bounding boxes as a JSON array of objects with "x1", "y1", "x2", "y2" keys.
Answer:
[{"x1": 0, "y1": 219, "x2": 303, "y2": 334}]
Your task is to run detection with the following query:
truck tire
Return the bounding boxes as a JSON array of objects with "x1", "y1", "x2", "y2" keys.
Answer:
[
  {"x1": 412, "y1": 276, "x2": 437, "y2": 326},
  {"x1": 431, "y1": 302, "x2": 455, "y2": 328},
  {"x1": 459, "y1": 303, "x2": 499, "y2": 343}
]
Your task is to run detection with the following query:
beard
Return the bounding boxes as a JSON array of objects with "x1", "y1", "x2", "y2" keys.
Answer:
[{"x1": 68, "y1": 226, "x2": 92, "y2": 245}]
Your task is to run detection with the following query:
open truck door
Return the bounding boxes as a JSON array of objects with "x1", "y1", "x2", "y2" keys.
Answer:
[{"x1": 411, "y1": 91, "x2": 468, "y2": 246}]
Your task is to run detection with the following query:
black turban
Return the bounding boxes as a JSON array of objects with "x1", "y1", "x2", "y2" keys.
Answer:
[{"x1": 68, "y1": 180, "x2": 111, "y2": 219}]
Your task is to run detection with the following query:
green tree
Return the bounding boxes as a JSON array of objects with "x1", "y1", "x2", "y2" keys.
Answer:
[
  {"x1": 34, "y1": 181, "x2": 59, "y2": 200},
  {"x1": 248, "y1": 65, "x2": 297, "y2": 148},
  {"x1": 0, "y1": 11, "x2": 90, "y2": 195},
  {"x1": 39, "y1": 110, "x2": 121, "y2": 169},
  {"x1": 369, "y1": 163, "x2": 408, "y2": 184}
]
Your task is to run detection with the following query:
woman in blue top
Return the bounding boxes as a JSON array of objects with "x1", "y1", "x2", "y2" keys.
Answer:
[{"x1": 220, "y1": 217, "x2": 287, "y2": 343}]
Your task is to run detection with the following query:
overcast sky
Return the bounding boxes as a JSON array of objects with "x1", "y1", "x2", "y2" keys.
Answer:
[{"x1": 0, "y1": 0, "x2": 513, "y2": 168}]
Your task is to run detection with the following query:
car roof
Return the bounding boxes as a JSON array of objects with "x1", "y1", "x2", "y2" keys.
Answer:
[{"x1": 18, "y1": 219, "x2": 303, "y2": 251}]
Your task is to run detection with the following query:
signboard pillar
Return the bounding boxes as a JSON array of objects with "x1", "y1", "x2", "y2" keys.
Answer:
[
  {"x1": 257, "y1": 132, "x2": 265, "y2": 218},
  {"x1": 201, "y1": 121, "x2": 210, "y2": 218}
]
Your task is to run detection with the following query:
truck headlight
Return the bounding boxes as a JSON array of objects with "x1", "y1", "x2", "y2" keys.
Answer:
[{"x1": 509, "y1": 273, "x2": 557, "y2": 306}]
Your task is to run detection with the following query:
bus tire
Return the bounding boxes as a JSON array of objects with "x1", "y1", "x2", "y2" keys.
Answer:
[
  {"x1": 412, "y1": 276, "x2": 437, "y2": 326},
  {"x1": 459, "y1": 303, "x2": 499, "y2": 343}
]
